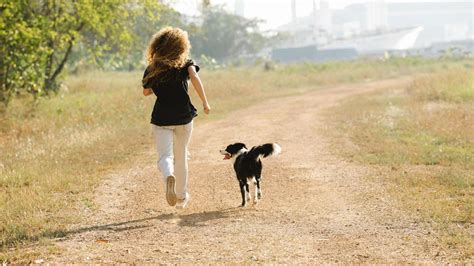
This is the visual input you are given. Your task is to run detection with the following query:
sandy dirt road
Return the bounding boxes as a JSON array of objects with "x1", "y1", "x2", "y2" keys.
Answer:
[{"x1": 48, "y1": 78, "x2": 455, "y2": 263}]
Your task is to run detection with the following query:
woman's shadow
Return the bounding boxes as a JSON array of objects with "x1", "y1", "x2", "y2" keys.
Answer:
[{"x1": 48, "y1": 206, "x2": 246, "y2": 242}]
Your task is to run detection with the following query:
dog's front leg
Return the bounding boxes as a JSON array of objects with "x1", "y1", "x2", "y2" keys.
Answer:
[{"x1": 239, "y1": 181, "x2": 247, "y2": 207}]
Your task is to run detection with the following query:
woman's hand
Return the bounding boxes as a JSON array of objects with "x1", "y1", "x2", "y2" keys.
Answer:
[
  {"x1": 143, "y1": 88, "x2": 153, "y2": 96},
  {"x1": 203, "y1": 102, "x2": 211, "y2": 114}
]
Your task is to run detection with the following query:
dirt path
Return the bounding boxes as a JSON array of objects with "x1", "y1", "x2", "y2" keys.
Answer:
[{"x1": 49, "y1": 78, "x2": 451, "y2": 263}]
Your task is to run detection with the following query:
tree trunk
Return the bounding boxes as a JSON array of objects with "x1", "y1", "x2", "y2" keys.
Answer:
[
  {"x1": 43, "y1": 47, "x2": 55, "y2": 93},
  {"x1": 0, "y1": 54, "x2": 11, "y2": 108},
  {"x1": 0, "y1": 91, "x2": 8, "y2": 112},
  {"x1": 43, "y1": 23, "x2": 84, "y2": 93}
]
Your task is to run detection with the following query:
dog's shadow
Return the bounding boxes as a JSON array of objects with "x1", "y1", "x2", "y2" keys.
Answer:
[{"x1": 173, "y1": 206, "x2": 245, "y2": 227}]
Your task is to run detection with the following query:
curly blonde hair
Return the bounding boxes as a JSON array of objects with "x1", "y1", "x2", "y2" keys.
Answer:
[{"x1": 143, "y1": 27, "x2": 191, "y2": 84}]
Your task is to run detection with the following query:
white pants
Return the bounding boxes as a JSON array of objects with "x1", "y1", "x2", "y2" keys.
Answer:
[{"x1": 152, "y1": 121, "x2": 193, "y2": 199}]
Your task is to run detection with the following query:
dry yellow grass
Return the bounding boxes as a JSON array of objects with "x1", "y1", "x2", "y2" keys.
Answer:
[
  {"x1": 328, "y1": 67, "x2": 474, "y2": 258},
  {"x1": 0, "y1": 57, "x2": 470, "y2": 261}
]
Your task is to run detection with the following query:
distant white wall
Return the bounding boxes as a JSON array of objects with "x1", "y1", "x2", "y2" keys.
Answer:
[
  {"x1": 366, "y1": 0, "x2": 388, "y2": 31},
  {"x1": 444, "y1": 24, "x2": 470, "y2": 41}
]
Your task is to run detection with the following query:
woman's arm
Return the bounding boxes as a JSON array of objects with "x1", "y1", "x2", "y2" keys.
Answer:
[
  {"x1": 143, "y1": 88, "x2": 153, "y2": 96},
  {"x1": 188, "y1": 65, "x2": 210, "y2": 114}
]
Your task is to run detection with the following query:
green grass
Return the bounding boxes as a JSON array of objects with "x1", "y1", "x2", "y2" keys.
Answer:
[
  {"x1": 328, "y1": 67, "x2": 474, "y2": 259},
  {"x1": 0, "y1": 57, "x2": 470, "y2": 262}
]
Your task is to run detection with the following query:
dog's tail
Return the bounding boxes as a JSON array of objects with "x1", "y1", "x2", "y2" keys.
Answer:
[{"x1": 248, "y1": 143, "x2": 281, "y2": 160}]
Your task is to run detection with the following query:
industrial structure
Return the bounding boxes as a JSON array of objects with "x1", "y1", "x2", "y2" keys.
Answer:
[{"x1": 271, "y1": 0, "x2": 474, "y2": 62}]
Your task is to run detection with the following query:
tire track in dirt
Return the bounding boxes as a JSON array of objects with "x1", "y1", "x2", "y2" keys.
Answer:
[{"x1": 49, "y1": 77, "x2": 452, "y2": 263}]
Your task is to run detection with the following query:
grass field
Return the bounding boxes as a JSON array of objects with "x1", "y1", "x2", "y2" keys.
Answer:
[
  {"x1": 0, "y1": 57, "x2": 471, "y2": 260},
  {"x1": 328, "y1": 66, "x2": 474, "y2": 258}
]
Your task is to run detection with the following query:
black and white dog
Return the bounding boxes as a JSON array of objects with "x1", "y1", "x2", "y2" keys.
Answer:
[{"x1": 220, "y1": 143, "x2": 281, "y2": 206}]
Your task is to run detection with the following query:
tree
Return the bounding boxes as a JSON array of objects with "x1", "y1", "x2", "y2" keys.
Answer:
[
  {"x1": 0, "y1": 0, "x2": 163, "y2": 108},
  {"x1": 1, "y1": 1, "x2": 45, "y2": 106},
  {"x1": 69, "y1": 4, "x2": 183, "y2": 72},
  {"x1": 188, "y1": 7, "x2": 267, "y2": 62}
]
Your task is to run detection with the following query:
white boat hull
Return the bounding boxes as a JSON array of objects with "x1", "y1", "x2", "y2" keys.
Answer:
[{"x1": 321, "y1": 26, "x2": 424, "y2": 54}]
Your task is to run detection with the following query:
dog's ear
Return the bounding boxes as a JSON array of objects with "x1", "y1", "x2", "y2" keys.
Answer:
[
  {"x1": 236, "y1": 143, "x2": 247, "y2": 150},
  {"x1": 227, "y1": 143, "x2": 246, "y2": 154}
]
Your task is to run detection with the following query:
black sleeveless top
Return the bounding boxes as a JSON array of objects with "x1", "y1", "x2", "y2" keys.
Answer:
[{"x1": 142, "y1": 60, "x2": 200, "y2": 126}]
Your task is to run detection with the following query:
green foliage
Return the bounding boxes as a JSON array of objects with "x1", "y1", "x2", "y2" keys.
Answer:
[
  {"x1": 0, "y1": 0, "x2": 163, "y2": 107},
  {"x1": 199, "y1": 54, "x2": 222, "y2": 70},
  {"x1": 1, "y1": 1, "x2": 46, "y2": 106},
  {"x1": 188, "y1": 6, "x2": 267, "y2": 61},
  {"x1": 70, "y1": 4, "x2": 181, "y2": 72},
  {"x1": 0, "y1": 1, "x2": 269, "y2": 108}
]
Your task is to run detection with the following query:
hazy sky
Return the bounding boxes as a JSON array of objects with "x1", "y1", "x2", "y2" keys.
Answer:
[{"x1": 171, "y1": 0, "x2": 459, "y2": 30}]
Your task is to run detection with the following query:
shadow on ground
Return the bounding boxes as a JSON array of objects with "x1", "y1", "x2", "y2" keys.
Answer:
[{"x1": 41, "y1": 207, "x2": 245, "y2": 242}]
